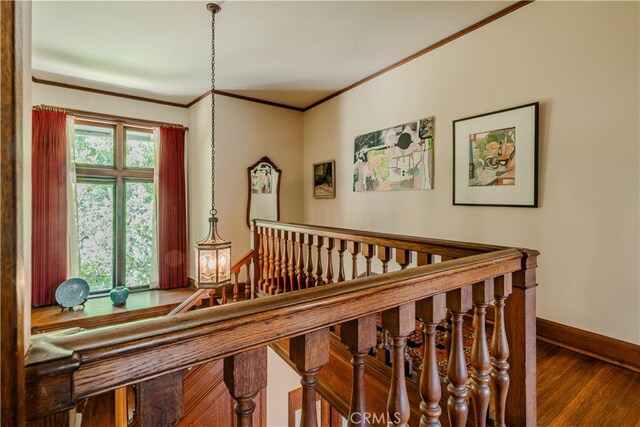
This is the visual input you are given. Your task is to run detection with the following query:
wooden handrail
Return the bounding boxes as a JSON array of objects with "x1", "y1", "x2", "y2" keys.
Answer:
[
  {"x1": 254, "y1": 220, "x2": 505, "y2": 258},
  {"x1": 25, "y1": 248, "x2": 528, "y2": 417},
  {"x1": 231, "y1": 249, "x2": 255, "y2": 275},
  {"x1": 167, "y1": 289, "x2": 211, "y2": 316}
]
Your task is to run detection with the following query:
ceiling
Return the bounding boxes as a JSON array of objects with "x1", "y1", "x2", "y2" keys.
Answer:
[{"x1": 32, "y1": 1, "x2": 517, "y2": 109}]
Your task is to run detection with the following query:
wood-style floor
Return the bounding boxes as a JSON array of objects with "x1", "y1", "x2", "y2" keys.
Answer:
[{"x1": 537, "y1": 341, "x2": 640, "y2": 426}]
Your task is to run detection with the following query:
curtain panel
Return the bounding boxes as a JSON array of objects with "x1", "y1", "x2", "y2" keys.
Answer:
[
  {"x1": 157, "y1": 127, "x2": 188, "y2": 289},
  {"x1": 31, "y1": 110, "x2": 68, "y2": 306}
]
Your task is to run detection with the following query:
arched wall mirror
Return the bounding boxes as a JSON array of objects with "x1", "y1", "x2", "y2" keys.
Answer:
[{"x1": 246, "y1": 156, "x2": 281, "y2": 228}]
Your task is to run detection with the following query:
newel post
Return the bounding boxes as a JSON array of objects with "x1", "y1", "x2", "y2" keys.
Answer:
[{"x1": 505, "y1": 249, "x2": 539, "y2": 426}]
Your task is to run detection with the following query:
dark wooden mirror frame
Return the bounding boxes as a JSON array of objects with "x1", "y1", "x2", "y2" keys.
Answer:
[{"x1": 246, "y1": 156, "x2": 282, "y2": 228}]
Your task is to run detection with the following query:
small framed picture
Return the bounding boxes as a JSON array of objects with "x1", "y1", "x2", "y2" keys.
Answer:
[
  {"x1": 453, "y1": 102, "x2": 539, "y2": 207},
  {"x1": 313, "y1": 160, "x2": 335, "y2": 199}
]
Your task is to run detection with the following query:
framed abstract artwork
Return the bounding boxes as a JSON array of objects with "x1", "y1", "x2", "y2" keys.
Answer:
[
  {"x1": 313, "y1": 160, "x2": 335, "y2": 199},
  {"x1": 353, "y1": 117, "x2": 434, "y2": 192},
  {"x1": 453, "y1": 102, "x2": 539, "y2": 207}
]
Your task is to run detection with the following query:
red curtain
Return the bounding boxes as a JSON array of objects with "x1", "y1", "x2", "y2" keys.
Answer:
[
  {"x1": 31, "y1": 110, "x2": 68, "y2": 306},
  {"x1": 158, "y1": 127, "x2": 188, "y2": 289}
]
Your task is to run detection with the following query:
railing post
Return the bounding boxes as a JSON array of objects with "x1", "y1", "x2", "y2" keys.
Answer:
[
  {"x1": 340, "y1": 314, "x2": 377, "y2": 427},
  {"x1": 224, "y1": 347, "x2": 268, "y2": 427},
  {"x1": 471, "y1": 279, "x2": 494, "y2": 427},
  {"x1": 446, "y1": 287, "x2": 472, "y2": 427},
  {"x1": 290, "y1": 328, "x2": 330, "y2": 427},
  {"x1": 416, "y1": 294, "x2": 446, "y2": 427},
  {"x1": 138, "y1": 371, "x2": 183, "y2": 426},
  {"x1": 382, "y1": 303, "x2": 415, "y2": 426},
  {"x1": 505, "y1": 250, "x2": 537, "y2": 427}
]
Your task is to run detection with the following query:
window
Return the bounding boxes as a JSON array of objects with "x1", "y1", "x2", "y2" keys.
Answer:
[{"x1": 74, "y1": 120, "x2": 155, "y2": 293}]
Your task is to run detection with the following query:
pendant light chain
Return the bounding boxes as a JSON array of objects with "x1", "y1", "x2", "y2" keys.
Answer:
[{"x1": 210, "y1": 4, "x2": 218, "y2": 218}]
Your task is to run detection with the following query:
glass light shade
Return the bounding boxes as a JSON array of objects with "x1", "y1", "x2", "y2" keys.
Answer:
[{"x1": 195, "y1": 217, "x2": 232, "y2": 288}]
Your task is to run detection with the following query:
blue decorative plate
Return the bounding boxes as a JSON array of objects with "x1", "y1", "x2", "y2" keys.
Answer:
[{"x1": 55, "y1": 278, "x2": 90, "y2": 310}]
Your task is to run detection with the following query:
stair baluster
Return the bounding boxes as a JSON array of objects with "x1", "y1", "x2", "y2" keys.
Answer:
[
  {"x1": 325, "y1": 238, "x2": 334, "y2": 284},
  {"x1": 348, "y1": 241, "x2": 361, "y2": 279},
  {"x1": 274, "y1": 229, "x2": 282, "y2": 294},
  {"x1": 305, "y1": 234, "x2": 315, "y2": 288},
  {"x1": 314, "y1": 236, "x2": 324, "y2": 285},
  {"x1": 491, "y1": 275, "x2": 512, "y2": 427},
  {"x1": 396, "y1": 249, "x2": 412, "y2": 270},
  {"x1": 416, "y1": 294, "x2": 446, "y2": 427},
  {"x1": 297, "y1": 233, "x2": 306, "y2": 290},
  {"x1": 268, "y1": 228, "x2": 275, "y2": 294},
  {"x1": 256, "y1": 226, "x2": 264, "y2": 292},
  {"x1": 337, "y1": 240, "x2": 346, "y2": 283},
  {"x1": 446, "y1": 287, "x2": 472, "y2": 427},
  {"x1": 340, "y1": 314, "x2": 376, "y2": 427},
  {"x1": 290, "y1": 328, "x2": 330, "y2": 427},
  {"x1": 382, "y1": 303, "x2": 415, "y2": 426},
  {"x1": 378, "y1": 246, "x2": 391, "y2": 273},
  {"x1": 362, "y1": 244, "x2": 376, "y2": 276},
  {"x1": 280, "y1": 230, "x2": 289, "y2": 293},
  {"x1": 289, "y1": 231, "x2": 297, "y2": 291},
  {"x1": 471, "y1": 280, "x2": 494, "y2": 427},
  {"x1": 223, "y1": 347, "x2": 267, "y2": 427}
]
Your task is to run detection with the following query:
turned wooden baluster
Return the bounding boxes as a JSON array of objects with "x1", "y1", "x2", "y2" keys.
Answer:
[
  {"x1": 297, "y1": 233, "x2": 306, "y2": 290},
  {"x1": 325, "y1": 238, "x2": 335, "y2": 284},
  {"x1": 233, "y1": 272, "x2": 239, "y2": 302},
  {"x1": 471, "y1": 279, "x2": 494, "y2": 427},
  {"x1": 382, "y1": 303, "x2": 415, "y2": 426},
  {"x1": 305, "y1": 234, "x2": 315, "y2": 288},
  {"x1": 492, "y1": 274, "x2": 512, "y2": 427},
  {"x1": 416, "y1": 294, "x2": 447, "y2": 427},
  {"x1": 257, "y1": 226, "x2": 264, "y2": 291},
  {"x1": 337, "y1": 240, "x2": 347, "y2": 282},
  {"x1": 362, "y1": 244, "x2": 376, "y2": 276},
  {"x1": 290, "y1": 328, "x2": 330, "y2": 427},
  {"x1": 396, "y1": 249, "x2": 412, "y2": 270},
  {"x1": 340, "y1": 314, "x2": 376, "y2": 427},
  {"x1": 267, "y1": 228, "x2": 275, "y2": 294},
  {"x1": 222, "y1": 285, "x2": 228, "y2": 305},
  {"x1": 446, "y1": 287, "x2": 472, "y2": 427},
  {"x1": 377, "y1": 246, "x2": 392, "y2": 273},
  {"x1": 348, "y1": 241, "x2": 361, "y2": 279},
  {"x1": 280, "y1": 231, "x2": 289, "y2": 293},
  {"x1": 314, "y1": 236, "x2": 324, "y2": 286},
  {"x1": 289, "y1": 232, "x2": 297, "y2": 291},
  {"x1": 224, "y1": 347, "x2": 267, "y2": 427},
  {"x1": 245, "y1": 260, "x2": 252, "y2": 300},
  {"x1": 262, "y1": 228, "x2": 269, "y2": 293},
  {"x1": 274, "y1": 229, "x2": 282, "y2": 294}
]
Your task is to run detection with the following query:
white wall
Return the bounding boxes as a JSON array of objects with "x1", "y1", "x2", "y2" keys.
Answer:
[
  {"x1": 267, "y1": 347, "x2": 302, "y2": 427},
  {"x1": 32, "y1": 83, "x2": 188, "y2": 126},
  {"x1": 186, "y1": 95, "x2": 303, "y2": 278},
  {"x1": 302, "y1": 1, "x2": 640, "y2": 344}
]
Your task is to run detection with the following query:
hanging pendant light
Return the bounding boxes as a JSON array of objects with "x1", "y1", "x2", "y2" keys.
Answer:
[{"x1": 195, "y1": 3, "x2": 231, "y2": 288}]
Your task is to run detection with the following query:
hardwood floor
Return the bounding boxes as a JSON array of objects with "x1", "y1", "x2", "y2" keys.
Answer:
[{"x1": 537, "y1": 341, "x2": 640, "y2": 426}]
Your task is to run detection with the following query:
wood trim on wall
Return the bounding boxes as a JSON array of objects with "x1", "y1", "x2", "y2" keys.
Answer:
[
  {"x1": 536, "y1": 318, "x2": 640, "y2": 373},
  {"x1": 32, "y1": 77, "x2": 187, "y2": 108},
  {"x1": 32, "y1": 1, "x2": 532, "y2": 113},
  {"x1": 1, "y1": 1, "x2": 26, "y2": 425}
]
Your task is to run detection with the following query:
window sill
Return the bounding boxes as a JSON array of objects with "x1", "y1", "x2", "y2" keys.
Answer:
[{"x1": 31, "y1": 287, "x2": 195, "y2": 334}]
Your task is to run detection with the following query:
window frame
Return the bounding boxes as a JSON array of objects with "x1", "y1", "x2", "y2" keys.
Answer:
[{"x1": 74, "y1": 118, "x2": 155, "y2": 294}]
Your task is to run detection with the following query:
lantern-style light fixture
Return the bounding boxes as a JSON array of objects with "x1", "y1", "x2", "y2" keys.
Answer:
[{"x1": 196, "y1": 3, "x2": 231, "y2": 288}]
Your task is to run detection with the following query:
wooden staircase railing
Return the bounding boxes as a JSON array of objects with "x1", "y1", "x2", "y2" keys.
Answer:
[{"x1": 25, "y1": 221, "x2": 538, "y2": 427}]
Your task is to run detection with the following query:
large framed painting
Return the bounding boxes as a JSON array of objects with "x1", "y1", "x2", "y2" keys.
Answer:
[
  {"x1": 353, "y1": 117, "x2": 434, "y2": 192},
  {"x1": 453, "y1": 102, "x2": 539, "y2": 207},
  {"x1": 313, "y1": 160, "x2": 335, "y2": 199}
]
